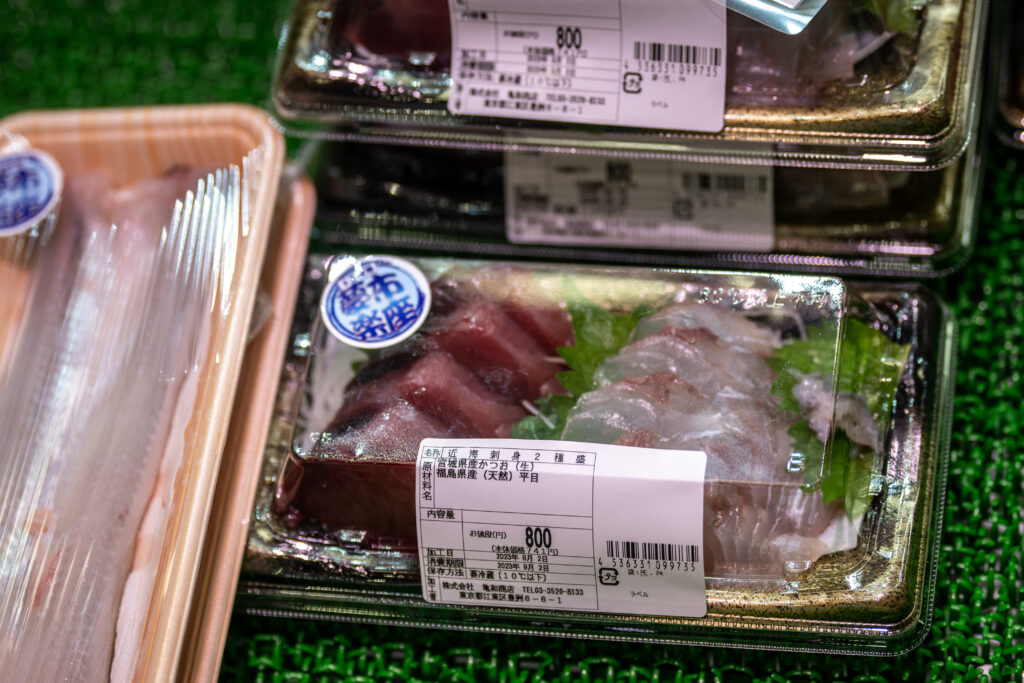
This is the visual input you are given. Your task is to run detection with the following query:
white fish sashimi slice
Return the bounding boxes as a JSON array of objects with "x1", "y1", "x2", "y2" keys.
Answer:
[
  {"x1": 596, "y1": 327, "x2": 776, "y2": 401},
  {"x1": 564, "y1": 372, "x2": 787, "y2": 485},
  {"x1": 561, "y1": 382, "x2": 663, "y2": 445},
  {"x1": 560, "y1": 305, "x2": 852, "y2": 576},
  {"x1": 704, "y1": 482, "x2": 844, "y2": 575},
  {"x1": 793, "y1": 373, "x2": 879, "y2": 449},
  {"x1": 630, "y1": 302, "x2": 781, "y2": 358}
]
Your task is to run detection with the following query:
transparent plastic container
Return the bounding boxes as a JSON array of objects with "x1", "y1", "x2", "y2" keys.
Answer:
[
  {"x1": 303, "y1": 139, "x2": 979, "y2": 277},
  {"x1": 272, "y1": 0, "x2": 987, "y2": 170},
  {"x1": 241, "y1": 255, "x2": 955, "y2": 656},
  {"x1": 0, "y1": 105, "x2": 284, "y2": 682},
  {"x1": 994, "y1": 0, "x2": 1024, "y2": 149}
]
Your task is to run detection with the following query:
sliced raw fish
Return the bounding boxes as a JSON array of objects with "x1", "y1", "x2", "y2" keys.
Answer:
[
  {"x1": 564, "y1": 306, "x2": 847, "y2": 574},
  {"x1": 794, "y1": 373, "x2": 879, "y2": 449},
  {"x1": 281, "y1": 266, "x2": 569, "y2": 541},
  {"x1": 431, "y1": 300, "x2": 561, "y2": 400},
  {"x1": 397, "y1": 351, "x2": 527, "y2": 436},
  {"x1": 0, "y1": 164, "x2": 235, "y2": 681},
  {"x1": 596, "y1": 326, "x2": 775, "y2": 400},
  {"x1": 432, "y1": 264, "x2": 574, "y2": 353},
  {"x1": 630, "y1": 302, "x2": 781, "y2": 357},
  {"x1": 319, "y1": 399, "x2": 461, "y2": 464},
  {"x1": 704, "y1": 482, "x2": 844, "y2": 575}
]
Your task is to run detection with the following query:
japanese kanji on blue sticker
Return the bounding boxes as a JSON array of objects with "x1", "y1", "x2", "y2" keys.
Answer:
[
  {"x1": 0, "y1": 151, "x2": 61, "y2": 234},
  {"x1": 320, "y1": 256, "x2": 431, "y2": 348}
]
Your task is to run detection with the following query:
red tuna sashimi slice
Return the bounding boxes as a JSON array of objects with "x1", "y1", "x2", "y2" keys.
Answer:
[
  {"x1": 327, "y1": 348, "x2": 423, "y2": 432},
  {"x1": 431, "y1": 301, "x2": 562, "y2": 401},
  {"x1": 501, "y1": 304, "x2": 574, "y2": 355},
  {"x1": 399, "y1": 350, "x2": 527, "y2": 436},
  {"x1": 276, "y1": 457, "x2": 420, "y2": 540},
  {"x1": 277, "y1": 400, "x2": 458, "y2": 535},
  {"x1": 431, "y1": 264, "x2": 574, "y2": 353},
  {"x1": 318, "y1": 398, "x2": 464, "y2": 463}
]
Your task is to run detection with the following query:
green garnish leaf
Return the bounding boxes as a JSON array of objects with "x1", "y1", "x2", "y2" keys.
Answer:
[
  {"x1": 795, "y1": 424, "x2": 875, "y2": 519},
  {"x1": 767, "y1": 322, "x2": 839, "y2": 416},
  {"x1": 510, "y1": 394, "x2": 574, "y2": 440},
  {"x1": 835, "y1": 319, "x2": 912, "y2": 420},
  {"x1": 510, "y1": 278, "x2": 651, "y2": 439},
  {"x1": 772, "y1": 319, "x2": 909, "y2": 519},
  {"x1": 769, "y1": 318, "x2": 910, "y2": 422},
  {"x1": 844, "y1": 447, "x2": 876, "y2": 521},
  {"x1": 861, "y1": 0, "x2": 919, "y2": 36}
]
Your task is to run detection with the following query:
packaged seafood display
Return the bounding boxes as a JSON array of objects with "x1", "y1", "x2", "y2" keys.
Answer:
[
  {"x1": 242, "y1": 255, "x2": 955, "y2": 655},
  {"x1": 0, "y1": 105, "x2": 284, "y2": 682},
  {"x1": 308, "y1": 140, "x2": 979, "y2": 276},
  {"x1": 994, "y1": 0, "x2": 1024, "y2": 149},
  {"x1": 272, "y1": 0, "x2": 986, "y2": 169}
]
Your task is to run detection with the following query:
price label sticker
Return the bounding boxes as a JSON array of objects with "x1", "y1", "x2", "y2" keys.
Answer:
[
  {"x1": 416, "y1": 438, "x2": 707, "y2": 617},
  {"x1": 505, "y1": 152, "x2": 774, "y2": 252},
  {"x1": 447, "y1": 0, "x2": 726, "y2": 132}
]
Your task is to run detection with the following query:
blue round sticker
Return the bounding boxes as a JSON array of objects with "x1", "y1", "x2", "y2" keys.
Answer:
[
  {"x1": 0, "y1": 150, "x2": 63, "y2": 236},
  {"x1": 320, "y1": 256, "x2": 432, "y2": 349}
]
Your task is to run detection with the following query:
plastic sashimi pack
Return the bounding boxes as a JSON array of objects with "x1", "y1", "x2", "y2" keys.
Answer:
[
  {"x1": 994, "y1": 0, "x2": 1024, "y2": 150},
  {"x1": 308, "y1": 139, "x2": 981, "y2": 277},
  {"x1": 272, "y1": 0, "x2": 987, "y2": 169},
  {"x1": 242, "y1": 255, "x2": 955, "y2": 655},
  {"x1": 0, "y1": 106, "x2": 283, "y2": 682}
]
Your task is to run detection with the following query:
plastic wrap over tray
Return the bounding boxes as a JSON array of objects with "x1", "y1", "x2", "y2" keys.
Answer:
[
  {"x1": 271, "y1": 0, "x2": 986, "y2": 170},
  {"x1": 242, "y1": 255, "x2": 955, "y2": 655},
  {"x1": 306, "y1": 138, "x2": 980, "y2": 277},
  {"x1": 0, "y1": 105, "x2": 283, "y2": 682}
]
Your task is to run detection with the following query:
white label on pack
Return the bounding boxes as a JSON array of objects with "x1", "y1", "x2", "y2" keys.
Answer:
[
  {"x1": 416, "y1": 439, "x2": 707, "y2": 618},
  {"x1": 505, "y1": 152, "x2": 774, "y2": 252},
  {"x1": 447, "y1": 0, "x2": 726, "y2": 132}
]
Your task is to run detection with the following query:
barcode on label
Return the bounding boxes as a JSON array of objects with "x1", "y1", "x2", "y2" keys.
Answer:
[
  {"x1": 681, "y1": 173, "x2": 768, "y2": 193},
  {"x1": 633, "y1": 41, "x2": 722, "y2": 67},
  {"x1": 606, "y1": 540, "x2": 700, "y2": 563}
]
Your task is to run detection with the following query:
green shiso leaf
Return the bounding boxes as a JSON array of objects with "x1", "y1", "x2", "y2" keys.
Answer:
[
  {"x1": 772, "y1": 319, "x2": 909, "y2": 519},
  {"x1": 861, "y1": 0, "x2": 919, "y2": 36},
  {"x1": 836, "y1": 319, "x2": 912, "y2": 420},
  {"x1": 510, "y1": 394, "x2": 574, "y2": 440},
  {"x1": 510, "y1": 278, "x2": 649, "y2": 440}
]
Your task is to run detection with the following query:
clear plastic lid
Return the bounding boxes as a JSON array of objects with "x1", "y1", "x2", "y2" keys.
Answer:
[
  {"x1": 243, "y1": 255, "x2": 954, "y2": 655},
  {"x1": 271, "y1": 0, "x2": 987, "y2": 170},
  {"x1": 994, "y1": 0, "x2": 1024, "y2": 149},
  {"x1": 305, "y1": 138, "x2": 980, "y2": 277},
  {"x1": 0, "y1": 106, "x2": 283, "y2": 682}
]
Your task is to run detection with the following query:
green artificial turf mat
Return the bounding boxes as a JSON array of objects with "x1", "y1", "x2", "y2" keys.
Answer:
[{"x1": 2, "y1": 1, "x2": 1022, "y2": 680}]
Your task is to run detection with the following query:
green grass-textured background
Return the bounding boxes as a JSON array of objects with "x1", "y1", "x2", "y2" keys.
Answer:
[{"x1": 2, "y1": 1, "x2": 1021, "y2": 680}]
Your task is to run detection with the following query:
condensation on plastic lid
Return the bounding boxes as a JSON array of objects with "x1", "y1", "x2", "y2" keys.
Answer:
[
  {"x1": 320, "y1": 256, "x2": 432, "y2": 349},
  {"x1": 0, "y1": 148, "x2": 64, "y2": 238}
]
